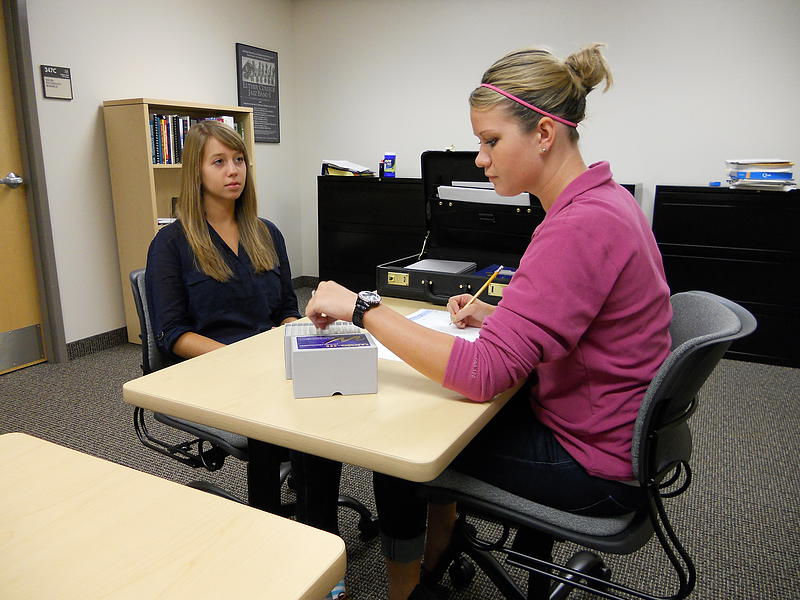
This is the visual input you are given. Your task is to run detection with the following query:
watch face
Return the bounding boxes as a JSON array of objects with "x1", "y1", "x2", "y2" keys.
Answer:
[{"x1": 359, "y1": 290, "x2": 381, "y2": 305}]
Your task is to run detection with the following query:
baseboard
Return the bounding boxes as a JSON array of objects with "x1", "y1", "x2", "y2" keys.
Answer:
[
  {"x1": 292, "y1": 276, "x2": 319, "y2": 289},
  {"x1": 67, "y1": 327, "x2": 128, "y2": 360}
]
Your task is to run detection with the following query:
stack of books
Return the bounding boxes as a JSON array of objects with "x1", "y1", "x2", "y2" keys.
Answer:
[
  {"x1": 150, "y1": 114, "x2": 241, "y2": 165},
  {"x1": 321, "y1": 160, "x2": 375, "y2": 176},
  {"x1": 725, "y1": 159, "x2": 796, "y2": 191}
]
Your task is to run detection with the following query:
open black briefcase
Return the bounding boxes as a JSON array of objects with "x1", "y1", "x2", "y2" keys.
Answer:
[{"x1": 376, "y1": 150, "x2": 546, "y2": 306}]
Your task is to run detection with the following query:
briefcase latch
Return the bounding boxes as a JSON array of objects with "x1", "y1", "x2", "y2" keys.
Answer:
[
  {"x1": 387, "y1": 272, "x2": 410, "y2": 286},
  {"x1": 488, "y1": 282, "x2": 507, "y2": 298}
]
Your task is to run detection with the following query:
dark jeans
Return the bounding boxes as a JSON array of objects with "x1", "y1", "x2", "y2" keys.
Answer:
[
  {"x1": 373, "y1": 386, "x2": 645, "y2": 564},
  {"x1": 289, "y1": 451, "x2": 343, "y2": 536}
]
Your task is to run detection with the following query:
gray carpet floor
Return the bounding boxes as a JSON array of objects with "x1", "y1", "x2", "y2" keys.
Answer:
[{"x1": 1, "y1": 297, "x2": 798, "y2": 598}]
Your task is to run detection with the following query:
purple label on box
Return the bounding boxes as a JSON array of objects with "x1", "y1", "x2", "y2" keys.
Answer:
[{"x1": 296, "y1": 334, "x2": 371, "y2": 350}]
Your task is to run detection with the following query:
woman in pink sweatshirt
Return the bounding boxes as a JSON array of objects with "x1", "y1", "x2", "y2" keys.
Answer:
[{"x1": 306, "y1": 43, "x2": 672, "y2": 600}]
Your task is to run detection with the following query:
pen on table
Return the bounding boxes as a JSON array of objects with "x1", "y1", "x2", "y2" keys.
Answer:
[{"x1": 451, "y1": 265, "x2": 504, "y2": 324}]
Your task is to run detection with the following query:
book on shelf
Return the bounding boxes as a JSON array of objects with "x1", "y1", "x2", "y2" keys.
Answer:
[
  {"x1": 167, "y1": 115, "x2": 176, "y2": 164},
  {"x1": 151, "y1": 115, "x2": 161, "y2": 164}
]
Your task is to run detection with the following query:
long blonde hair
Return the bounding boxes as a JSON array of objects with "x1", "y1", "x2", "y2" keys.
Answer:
[
  {"x1": 470, "y1": 43, "x2": 613, "y2": 141},
  {"x1": 177, "y1": 120, "x2": 277, "y2": 281}
]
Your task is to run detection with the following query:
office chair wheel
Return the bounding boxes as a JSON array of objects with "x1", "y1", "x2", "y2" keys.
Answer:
[
  {"x1": 448, "y1": 556, "x2": 476, "y2": 590},
  {"x1": 358, "y1": 514, "x2": 380, "y2": 541}
]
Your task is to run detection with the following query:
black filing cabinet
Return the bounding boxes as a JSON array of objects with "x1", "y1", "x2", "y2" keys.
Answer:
[
  {"x1": 653, "y1": 185, "x2": 800, "y2": 367},
  {"x1": 317, "y1": 176, "x2": 426, "y2": 292}
]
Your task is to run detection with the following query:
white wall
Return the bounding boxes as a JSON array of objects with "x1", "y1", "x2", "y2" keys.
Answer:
[
  {"x1": 26, "y1": 0, "x2": 800, "y2": 342},
  {"x1": 294, "y1": 0, "x2": 800, "y2": 276},
  {"x1": 27, "y1": 0, "x2": 299, "y2": 343}
]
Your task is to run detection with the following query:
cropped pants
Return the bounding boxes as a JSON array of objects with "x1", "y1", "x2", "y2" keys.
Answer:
[{"x1": 373, "y1": 385, "x2": 646, "y2": 565}]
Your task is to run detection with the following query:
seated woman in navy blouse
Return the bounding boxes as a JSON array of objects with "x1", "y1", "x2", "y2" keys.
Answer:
[
  {"x1": 145, "y1": 120, "x2": 347, "y2": 600},
  {"x1": 146, "y1": 122, "x2": 299, "y2": 354}
]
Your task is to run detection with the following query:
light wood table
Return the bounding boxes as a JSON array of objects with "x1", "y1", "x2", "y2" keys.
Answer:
[
  {"x1": 123, "y1": 298, "x2": 517, "y2": 489},
  {"x1": 0, "y1": 433, "x2": 345, "y2": 599}
]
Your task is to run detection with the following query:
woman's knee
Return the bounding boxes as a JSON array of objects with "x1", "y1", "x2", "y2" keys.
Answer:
[{"x1": 373, "y1": 472, "x2": 428, "y2": 539}]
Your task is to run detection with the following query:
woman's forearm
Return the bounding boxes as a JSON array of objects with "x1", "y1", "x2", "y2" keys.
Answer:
[
  {"x1": 362, "y1": 305, "x2": 455, "y2": 384},
  {"x1": 304, "y1": 281, "x2": 456, "y2": 383},
  {"x1": 171, "y1": 332, "x2": 226, "y2": 359}
]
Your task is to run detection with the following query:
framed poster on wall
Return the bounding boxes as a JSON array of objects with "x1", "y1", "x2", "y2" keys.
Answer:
[{"x1": 236, "y1": 43, "x2": 280, "y2": 143}]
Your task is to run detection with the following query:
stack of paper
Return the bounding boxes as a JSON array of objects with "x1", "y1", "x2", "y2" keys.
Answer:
[
  {"x1": 375, "y1": 309, "x2": 481, "y2": 362},
  {"x1": 437, "y1": 181, "x2": 530, "y2": 206},
  {"x1": 725, "y1": 159, "x2": 796, "y2": 191},
  {"x1": 321, "y1": 160, "x2": 375, "y2": 176}
]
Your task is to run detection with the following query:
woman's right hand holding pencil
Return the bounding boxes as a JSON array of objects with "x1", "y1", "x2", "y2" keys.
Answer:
[{"x1": 448, "y1": 294, "x2": 496, "y2": 329}]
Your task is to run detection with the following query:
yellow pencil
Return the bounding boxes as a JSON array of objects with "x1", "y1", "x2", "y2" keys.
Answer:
[{"x1": 452, "y1": 265, "x2": 504, "y2": 322}]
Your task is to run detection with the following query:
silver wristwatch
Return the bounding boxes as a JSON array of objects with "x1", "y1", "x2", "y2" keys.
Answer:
[{"x1": 352, "y1": 290, "x2": 381, "y2": 328}]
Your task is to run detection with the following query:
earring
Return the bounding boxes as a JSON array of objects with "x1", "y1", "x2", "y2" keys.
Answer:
[{"x1": 540, "y1": 147, "x2": 547, "y2": 153}]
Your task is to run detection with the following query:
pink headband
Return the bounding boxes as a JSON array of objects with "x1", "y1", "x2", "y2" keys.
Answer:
[{"x1": 480, "y1": 83, "x2": 578, "y2": 128}]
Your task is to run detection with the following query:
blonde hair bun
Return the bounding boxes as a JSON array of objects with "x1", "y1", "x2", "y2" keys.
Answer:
[
  {"x1": 564, "y1": 43, "x2": 613, "y2": 93},
  {"x1": 470, "y1": 43, "x2": 614, "y2": 139}
]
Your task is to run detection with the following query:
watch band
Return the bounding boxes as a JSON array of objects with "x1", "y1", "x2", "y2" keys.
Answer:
[{"x1": 352, "y1": 297, "x2": 370, "y2": 328}]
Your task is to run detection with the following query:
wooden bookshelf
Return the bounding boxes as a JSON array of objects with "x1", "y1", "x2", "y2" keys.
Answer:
[{"x1": 102, "y1": 99, "x2": 255, "y2": 343}]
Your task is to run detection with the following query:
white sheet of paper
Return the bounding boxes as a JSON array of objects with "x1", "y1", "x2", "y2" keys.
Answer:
[
  {"x1": 322, "y1": 159, "x2": 372, "y2": 172},
  {"x1": 375, "y1": 309, "x2": 481, "y2": 362},
  {"x1": 437, "y1": 185, "x2": 530, "y2": 207}
]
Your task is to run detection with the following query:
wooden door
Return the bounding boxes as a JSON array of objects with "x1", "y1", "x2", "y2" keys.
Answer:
[{"x1": 0, "y1": 3, "x2": 45, "y2": 374}]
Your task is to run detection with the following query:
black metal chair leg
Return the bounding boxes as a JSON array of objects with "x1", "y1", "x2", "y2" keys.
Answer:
[
  {"x1": 186, "y1": 480, "x2": 247, "y2": 505},
  {"x1": 336, "y1": 494, "x2": 379, "y2": 539},
  {"x1": 466, "y1": 545, "x2": 526, "y2": 599},
  {"x1": 549, "y1": 551, "x2": 609, "y2": 600},
  {"x1": 450, "y1": 517, "x2": 527, "y2": 599}
]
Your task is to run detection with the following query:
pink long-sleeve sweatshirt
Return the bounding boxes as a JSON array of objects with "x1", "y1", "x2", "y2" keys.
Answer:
[{"x1": 443, "y1": 162, "x2": 672, "y2": 480}]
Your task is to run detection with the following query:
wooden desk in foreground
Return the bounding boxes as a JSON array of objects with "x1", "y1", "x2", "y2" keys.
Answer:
[
  {"x1": 123, "y1": 297, "x2": 517, "y2": 483},
  {"x1": 0, "y1": 433, "x2": 345, "y2": 599}
]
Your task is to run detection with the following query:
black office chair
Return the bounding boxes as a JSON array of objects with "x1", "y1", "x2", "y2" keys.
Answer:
[
  {"x1": 419, "y1": 290, "x2": 757, "y2": 600},
  {"x1": 129, "y1": 268, "x2": 378, "y2": 536}
]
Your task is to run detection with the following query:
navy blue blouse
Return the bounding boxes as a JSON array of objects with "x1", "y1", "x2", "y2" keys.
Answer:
[{"x1": 145, "y1": 219, "x2": 301, "y2": 356}]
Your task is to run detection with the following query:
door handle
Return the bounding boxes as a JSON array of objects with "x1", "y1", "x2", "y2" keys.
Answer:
[{"x1": 1, "y1": 172, "x2": 24, "y2": 188}]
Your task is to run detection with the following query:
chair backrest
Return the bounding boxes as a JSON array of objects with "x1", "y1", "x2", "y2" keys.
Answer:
[
  {"x1": 129, "y1": 268, "x2": 177, "y2": 375},
  {"x1": 631, "y1": 291, "x2": 757, "y2": 483}
]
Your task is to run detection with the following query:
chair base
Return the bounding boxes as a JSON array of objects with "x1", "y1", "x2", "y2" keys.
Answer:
[
  {"x1": 429, "y1": 510, "x2": 691, "y2": 600},
  {"x1": 186, "y1": 480, "x2": 247, "y2": 505},
  {"x1": 134, "y1": 406, "x2": 230, "y2": 471},
  {"x1": 547, "y1": 551, "x2": 610, "y2": 600},
  {"x1": 337, "y1": 494, "x2": 380, "y2": 540}
]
